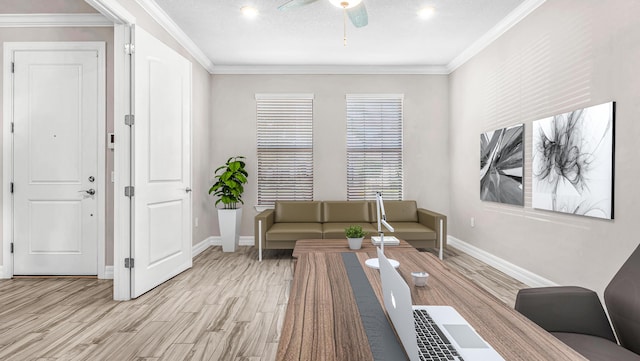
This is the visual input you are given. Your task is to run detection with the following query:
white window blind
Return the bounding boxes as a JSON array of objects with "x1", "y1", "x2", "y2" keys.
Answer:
[
  {"x1": 346, "y1": 94, "x2": 403, "y2": 201},
  {"x1": 256, "y1": 94, "x2": 314, "y2": 206}
]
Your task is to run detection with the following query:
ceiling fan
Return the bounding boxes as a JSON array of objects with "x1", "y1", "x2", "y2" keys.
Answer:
[{"x1": 278, "y1": 0, "x2": 369, "y2": 45}]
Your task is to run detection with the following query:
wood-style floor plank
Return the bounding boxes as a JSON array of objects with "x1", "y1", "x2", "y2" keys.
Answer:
[{"x1": 0, "y1": 245, "x2": 526, "y2": 360}]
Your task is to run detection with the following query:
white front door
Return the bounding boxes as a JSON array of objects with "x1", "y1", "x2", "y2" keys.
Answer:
[
  {"x1": 12, "y1": 46, "x2": 104, "y2": 275},
  {"x1": 131, "y1": 27, "x2": 192, "y2": 297}
]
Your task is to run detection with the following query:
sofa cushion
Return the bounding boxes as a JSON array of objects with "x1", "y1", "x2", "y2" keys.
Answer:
[
  {"x1": 266, "y1": 223, "x2": 323, "y2": 241},
  {"x1": 371, "y1": 200, "x2": 418, "y2": 222},
  {"x1": 374, "y1": 222, "x2": 435, "y2": 241},
  {"x1": 275, "y1": 201, "x2": 322, "y2": 223},
  {"x1": 553, "y1": 332, "x2": 640, "y2": 361},
  {"x1": 323, "y1": 201, "x2": 371, "y2": 223},
  {"x1": 322, "y1": 222, "x2": 377, "y2": 239}
]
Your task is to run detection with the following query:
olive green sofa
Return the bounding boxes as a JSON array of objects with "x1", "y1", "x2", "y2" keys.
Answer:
[{"x1": 254, "y1": 200, "x2": 446, "y2": 259}]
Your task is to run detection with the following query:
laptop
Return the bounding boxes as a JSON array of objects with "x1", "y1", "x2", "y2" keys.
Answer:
[{"x1": 377, "y1": 248, "x2": 505, "y2": 361}]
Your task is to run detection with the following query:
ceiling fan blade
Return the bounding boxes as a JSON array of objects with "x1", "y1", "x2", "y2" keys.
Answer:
[
  {"x1": 278, "y1": 0, "x2": 320, "y2": 11},
  {"x1": 347, "y1": 2, "x2": 368, "y2": 28}
]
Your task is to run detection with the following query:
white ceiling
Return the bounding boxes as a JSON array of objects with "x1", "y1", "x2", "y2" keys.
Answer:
[{"x1": 149, "y1": 0, "x2": 533, "y2": 73}]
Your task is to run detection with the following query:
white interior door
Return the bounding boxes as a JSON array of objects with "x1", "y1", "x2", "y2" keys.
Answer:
[
  {"x1": 132, "y1": 26, "x2": 192, "y2": 297},
  {"x1": 12, "y1": 47, "x2": 103, "y2": 275}
]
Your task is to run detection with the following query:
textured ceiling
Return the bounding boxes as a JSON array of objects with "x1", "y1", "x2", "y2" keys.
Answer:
[{"x1": 153, "y1": 0, "x2": 525, "y2": 68}]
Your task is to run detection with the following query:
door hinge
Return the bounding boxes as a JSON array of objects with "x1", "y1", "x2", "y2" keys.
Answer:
[
  {"x1": 11, "y1": 62, "x2": 14, "y2": 73},
  {"x1": 124, "y1": 258, "x2": 134, "y2": 269},
  {"x1": 125, "y1": 186, "x2": 134, "y2": 198},
  {"x1": 10, "y1": 242, "x2": 14, "y2": 254},
  {"x1": 10, "y1": 182, "x2": 13, "y2": 194},
  {"x1": 124, "y1": 43, "x2": 135, "y2": 55},
  {"x1": 11, "y1": 122, "x2": 14, "y2": 133},
  {"x1": 125, "y1": 114, "x2": 134, "y2": 126}
]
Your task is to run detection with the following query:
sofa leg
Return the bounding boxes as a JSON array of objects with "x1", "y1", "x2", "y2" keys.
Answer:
[
  {"x1": 259, "y1": 220, "x2": 263, "y2": 262},
  {"x1": 438, "y1": 218, "x2": 444, "y2": 260}
]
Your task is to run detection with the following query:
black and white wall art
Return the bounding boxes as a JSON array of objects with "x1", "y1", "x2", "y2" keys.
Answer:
[
  {"x1": 480, "y1": 124, "x2": 524, "y2": 206},
  {"x1": 532, "y1": 102, "x2": 615, "y2": 219}
]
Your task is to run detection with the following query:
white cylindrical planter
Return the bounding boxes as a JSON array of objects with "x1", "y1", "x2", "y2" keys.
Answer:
[
  {"x1": 347, "y1": 237, "x2": 363, "y2": 250},
  {"x1": 218, "y1": 208, "x2": 242, "y2": 252}
]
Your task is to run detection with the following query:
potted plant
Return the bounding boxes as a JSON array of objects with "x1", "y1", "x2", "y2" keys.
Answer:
[
  {"x1": 345, "y1": 225, "x2": 366, "y2": 250},
  {"x1": 209, "y1": 156, "x2": 248, "y2": 252}
]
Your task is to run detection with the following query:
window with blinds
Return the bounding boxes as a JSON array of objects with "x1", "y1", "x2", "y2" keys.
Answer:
[
  {"x1": 346, "y1": 94, "x2": 403, "y2": 201},
  {"x1": 256, "y1": 94, "x2": 314, "y2": 206}
]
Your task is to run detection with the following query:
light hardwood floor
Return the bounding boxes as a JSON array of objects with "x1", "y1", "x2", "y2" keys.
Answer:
[{"x1": 0, "y1": 245, "x2": 527, "y2": 361}]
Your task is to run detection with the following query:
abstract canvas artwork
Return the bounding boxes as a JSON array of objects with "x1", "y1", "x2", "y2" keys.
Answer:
[
  {"x1": 532, "y1": 102, "x2": 615, "y2": 219},
  {"x1": 480, "y1": 124, "x2": 524, "y2": 206}
]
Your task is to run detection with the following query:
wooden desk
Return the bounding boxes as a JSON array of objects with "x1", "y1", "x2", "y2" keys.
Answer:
[
  {"x1": 292, "y1": 238, "x2": 416, "y2": 259},
  {"x1": 277, "y1": 249, "x2": 587, "y2": 361}
]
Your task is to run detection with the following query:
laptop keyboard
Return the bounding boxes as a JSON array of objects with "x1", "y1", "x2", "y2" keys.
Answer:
[{"x1": 414, "y1": 309, "x2": 464, "y2": 361}]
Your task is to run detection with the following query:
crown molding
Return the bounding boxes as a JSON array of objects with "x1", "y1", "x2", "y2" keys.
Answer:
[
  {"x1": 446, "y1": 0, "x2": 547, "y2": 73},
  {"x1": 85, "y1": 0, "x2": 136, "y2": 25},
  {"x1": 0, "y1": 13, "x2": 112, "y2": 27},
  {"x1": 135, "y1": 0, "x2": 215, "y2": 73},
  {"x1": 211, "y1": 64, "x2": 449, "y2": 75}
]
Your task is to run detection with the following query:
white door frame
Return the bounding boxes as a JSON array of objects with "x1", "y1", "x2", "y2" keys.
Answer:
[
  {"x1": 85, "y1": 0, "x2": 136, "y2": 300},
  {"x1": 89, "y1": 0, "x2": 194, "y2": 300},
  {"x1": 2, "y1": 41, "x2": 106, "y2": 278}
]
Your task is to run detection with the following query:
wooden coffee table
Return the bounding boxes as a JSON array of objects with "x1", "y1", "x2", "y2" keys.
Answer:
[{"x1": 292, "y1": 238, "x2": 416, "y2": 258}]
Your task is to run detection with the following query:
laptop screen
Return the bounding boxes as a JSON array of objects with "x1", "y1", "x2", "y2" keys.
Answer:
[{"x1": 377, "y1": 248, "x2": 420, "y2": 361}]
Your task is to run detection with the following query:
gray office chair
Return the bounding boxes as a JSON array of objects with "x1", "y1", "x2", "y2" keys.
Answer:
[{"x1": 515, "y1": 244, "x2": 640, "y2": 361}]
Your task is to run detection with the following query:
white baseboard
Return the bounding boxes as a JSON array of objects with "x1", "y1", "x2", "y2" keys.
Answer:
[
  {"x1": 447, "y1": 236, "x2": 557, "y2": 288},
  {"x1": 0, "y1": 264, "x2": 113, "y2": 279},
  {"x1": 240, "y1": 236, "x2": 255, "y2": 246},
  {"x1": 193, "y1": 236, "x2": 255, "y2": 256},
  {"x1": 102, "y1": 266, "x2": 114, "y2": 279},
  {"x1": 193, "y1": 236, "x2": 215, "y2": 257},
  {"x1": 210, "y1": 236, "x2": 255, "y2": 247}
]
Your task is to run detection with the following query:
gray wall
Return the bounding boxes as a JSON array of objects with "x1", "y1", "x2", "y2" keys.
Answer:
[
  {"x1": 210, "y1": 74, "x2": 450, "y2": 237},
  {"x1": 4, "y1": 0, "x2": 636, "y2": 297},
  {"x1": 449, "y1": 0, "x2": 640, "y2": 295}
]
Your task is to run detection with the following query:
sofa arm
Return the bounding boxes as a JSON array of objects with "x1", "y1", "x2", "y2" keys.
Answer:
[
  {"x1": 515, "y1": 286, "x2": 616, "y2": 341},
  {"x1": 255, "y1": 209, "x2": 275, "y2": 247},
  {"x1": 417, "y1": 208, "x2": 447, "y2": 248}
]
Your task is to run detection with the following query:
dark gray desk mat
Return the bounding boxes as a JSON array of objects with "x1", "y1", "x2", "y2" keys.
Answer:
[{"x1": 341, "y1": 252, "x2": 408, "y2": 361}]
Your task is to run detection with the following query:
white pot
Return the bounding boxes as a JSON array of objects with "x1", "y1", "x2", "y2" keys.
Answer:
[
  {"x1": 347, "y1": 237, "x2": 363, "y2": 250},
  {"x1": 218, "y1": 208, "x2": 242, "y2": 252}
]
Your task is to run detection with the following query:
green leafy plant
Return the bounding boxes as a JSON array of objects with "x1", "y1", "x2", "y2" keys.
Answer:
[
  {"x1": 209, "y1": 156, "x2": 248, "y2": 209},
  {"x1": 345, "y1": 225, "x2": 366, "y2": 238}
]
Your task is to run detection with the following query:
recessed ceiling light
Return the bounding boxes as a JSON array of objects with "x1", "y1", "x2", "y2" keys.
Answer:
[
  {"x1": 241, "y1": 6, "x2": 259, "y2": 18},
  {"x1": 417, "y1": 6, "x2": 435, "y2": 19},
  {"x1": 328, "y1": 0, "x2": 363, "y2": 9}
]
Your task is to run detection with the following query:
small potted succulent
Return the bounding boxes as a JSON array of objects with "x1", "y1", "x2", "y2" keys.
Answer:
[{"x1": 345, "y1": 225, "x2": 366, "y2": 250}]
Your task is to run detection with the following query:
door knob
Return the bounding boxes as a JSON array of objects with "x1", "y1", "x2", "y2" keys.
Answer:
[
  {"x1": 185, "y1": 187, "x2": 192, "y2": 193},
  {"x1": 79, "y1": 189, "x2": 96, "y2": 195}
]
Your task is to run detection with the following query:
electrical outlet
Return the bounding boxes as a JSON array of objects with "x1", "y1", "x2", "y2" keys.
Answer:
[{"x1": 470, "y1": 217, "x2": 475, "y2": 227}]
